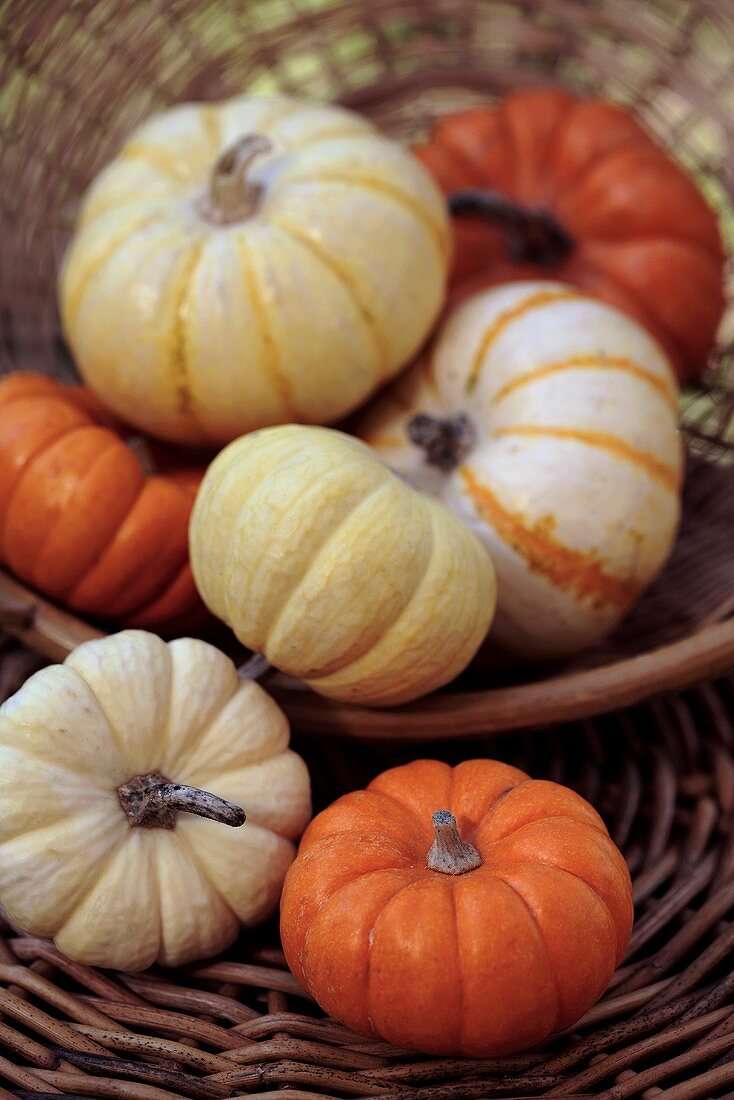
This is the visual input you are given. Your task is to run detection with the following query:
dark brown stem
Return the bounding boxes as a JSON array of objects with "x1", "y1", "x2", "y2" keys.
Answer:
[
  {"x1": 407, "y1": 413, "x2": 476, "y2": 472},
  {"x1": 117, "y1": 771, "x2": 245, "y2": 830},
  {"x1": 427, "y1": 810, "x2": 483, "y2": 875},
  {"x1": 449, "y1": 189, "x2": 574, "y2": 266},
  {"x1": 198, "y1": 134, "x2": 272, "y2": 225}
]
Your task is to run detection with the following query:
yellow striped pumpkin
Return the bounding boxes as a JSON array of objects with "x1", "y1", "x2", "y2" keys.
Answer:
[
  {"x1": 190, "y1": 425, "x2": 497, "y2": 706},
  {"x1": 59, "y1": 96, "x2": 450, "y2": 446},
  {"x1": 355, "y1": 281, "x2": 682, "y2": 658}
]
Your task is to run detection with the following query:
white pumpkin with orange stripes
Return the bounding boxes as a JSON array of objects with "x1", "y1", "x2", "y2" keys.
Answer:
[
  {"x1": 356, "y1": 281, "x2": 682, "y2": 658},
  {"x1": 59, "y1": 95, "x2": 449, "y2": 446}
]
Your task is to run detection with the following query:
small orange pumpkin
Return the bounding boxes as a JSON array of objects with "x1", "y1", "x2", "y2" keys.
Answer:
[
  {"x1": 415, "y1": 87, "x2": 725, "y2": 383},
  {"x1": 0, "y1": 373, "x2": 206, "y2": 630},
  {"x1": 281, "y1": 758, "x2": 633, "y2": 1057}
]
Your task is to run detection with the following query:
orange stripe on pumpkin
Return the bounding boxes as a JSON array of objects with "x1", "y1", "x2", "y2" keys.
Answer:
[
  {"x1": 291, "y1": 172, "x2": 451, "y2": 260},
  {"x1": 494, "y1": 425, "x2": 680, "y2": 492},
  {"x1": 271, "y1": 215, "x2": 389, "y2": 378},
  {"x1": 63, "y1": 214, "x2": 162, "y2": 327},
  {"x1": 467, "y1": 289, "x2": 582, "y2": 393},
  {"x1": 119, "y1": 141, "x2": 189, "y2": 180},
  {"x1": 460, "y1": 467, "x2": 641, "y2": 610},
  {"x1": 235, "y1": 236, "x2": 299, "y2": 421},
  {"x1": 170, "y1": 239, "x2": 205, "y2": 425},
  {"x1": 492, "y1": 355, "x2": 677, "y2": 411}
]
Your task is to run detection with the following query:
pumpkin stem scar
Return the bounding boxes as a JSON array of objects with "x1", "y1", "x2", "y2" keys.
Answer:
[
  {"x1": 448, "y1": 189, "x2": 575, "y2": 266},
  {"x1": 408, "y1": 413, "x2": 476, "y2": 472},
  {"x1": 198, "y1": 133, "x2": 273, "y2": 225},
  {"x1": 427, "y1": 810, "x2": 483, "y2": 875},
  {"x1": 117, "y1": 771, "x2": 246, "y2": 830}
]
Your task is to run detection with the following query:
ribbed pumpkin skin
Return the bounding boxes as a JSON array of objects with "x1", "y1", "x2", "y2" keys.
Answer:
[
  {"x1": 356, "y1": 282, "x2": 682, "y2": 659},
  {"x1": 0, "y1": 373, "x2": 204, "y2": 629},
  {"x1": 415, "y1": 87, "x2": 724, "y2": 383},
  {"x1": 189, "y1": 425, "x2": 496, "y2": 706},
  {"x1": 281, "y1": 758, "x2": 633, "y2": 1057},
  {"x1": 0, "y1": 630, "x2": 311, "y2": 971},
  {"x1": 60, "y1": 95, "x2": 450, "y2": 446}
]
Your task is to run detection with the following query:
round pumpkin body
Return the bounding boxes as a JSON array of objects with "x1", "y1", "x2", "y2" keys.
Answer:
[
  {"x1": 189, "y1": 425, "x2": 496, "y2": 706},
  {"x1": 0, "y1": 630, "x2": 311, "y2": 970},
  {"x1": 60, "y1": 95, "x2": 450, "y2": 446},
  {"x1": 0, "y1": 373, "x2": 205, "y2": 630},
  {"x1": 415, "y1": 87, "x2": 724, "y2": 383},
  {"x1": 356, "y1": 281, "x2": 682, "y2": 659},
  {"x1": 281, "y1": 758, "x2": 633, "y2": 1057}
]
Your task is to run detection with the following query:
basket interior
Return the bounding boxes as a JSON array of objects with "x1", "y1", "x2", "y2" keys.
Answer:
[
  {"x1": 3, "y1": 0, "x2": 734, "y2": 680},
  {"x1": 1, "y1": 643, "x2": 734, "y2": 1096}
]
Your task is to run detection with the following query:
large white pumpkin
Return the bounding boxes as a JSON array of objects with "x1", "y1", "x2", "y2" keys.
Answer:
[
  {"x1": 0, "y1": 630, "x2": 311, "y2": 970},
  {"x1": 356, "y1": 281, "x2": 682, "y2": 658},
  {"x1": 59, "y1": 95, "x2": 450, "y2": 445}
]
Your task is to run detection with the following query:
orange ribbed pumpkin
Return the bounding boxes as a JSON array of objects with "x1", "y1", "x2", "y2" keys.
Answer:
[
  {"x1": 414, "y1": 87, "x2": 725, "y2": 383},
  {"x1": 0, "y1": 373, "x2": 206, "y2": 630},
  {"x1": 281, "y1": 759, "x2": 633, "y2": 1057}
]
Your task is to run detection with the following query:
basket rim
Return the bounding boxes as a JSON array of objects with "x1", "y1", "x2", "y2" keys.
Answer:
[{"x1": 2, "y1": 568, "x2": 733, "y2": 740}]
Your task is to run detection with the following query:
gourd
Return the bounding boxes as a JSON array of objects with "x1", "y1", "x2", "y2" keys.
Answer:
[
  {"x1": 0, "y1": 373, "x2": 204, "y2": 630},
  {"x1": 415, "y1": 86, "x2": 724, "y2": 382},
  {"x1": 189, "y1": 425, "x2": 496, "y2": 706},
  {"x1": 281, "y1": 757, "x2": 633, "y2": 1057},
  {"x1": 0, "y1": 630, "x2": 311, "y2": 970},
  {"x1": 59, "y1": 95, "x2": 450, "y2": 446},
  {"x1": 356, "y1": 281, "x2": 682, "y2": 658}
]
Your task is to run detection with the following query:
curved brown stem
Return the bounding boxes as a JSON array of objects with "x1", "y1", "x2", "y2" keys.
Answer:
[
  {"x1": 408, "y1": 413, "x2": 476, "y2": 472},
  {"x1": 117, "y1": 771, "x2": 245, "y2": 830},
  {"x1": 449, "y1": 189, "x2": 574, "y2": 266},
  {"x1": 198, "y1": 134, "x2": 273, "y2": 225},
  {"x1": 427, "y1": 810, "x2": 483, "y2": 875}
]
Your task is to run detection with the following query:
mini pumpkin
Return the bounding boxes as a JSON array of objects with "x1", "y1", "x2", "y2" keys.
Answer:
[
  {"x1": 356, "y1": 281, "x2": 682, "y2": 659},
  {"x1": 281, "y1": 758, "x2": 633, "y2": 1057},
  {"x1": 415, "y1": 86, "x2": 725, "y2": 382},
  {"x1": 189, "y1": 425, "x2": 496, "y2": 706},
  {"x1": 0, "y1": 372, "x2": 205, "y2": 630},
  {"x1": 0, "y1": 629, "x2": 311, "y2": 970},
  {"x1": 60, "y1": 95, "x2": 450, "y2": 446}
]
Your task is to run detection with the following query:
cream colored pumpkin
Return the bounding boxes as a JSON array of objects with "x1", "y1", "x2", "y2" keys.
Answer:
[
  {"x1": 356, "y1": 281, "x2": 682, "y2": 658},
  {"x1": 59, "y1": 95, "x2": 450, "y2": 446},
  {"x1": 190, "y1": 425, "x2": 496, "y2": 706},
  {"x1": 0, "y1": 630, "x2": 311, "y2": 970}
]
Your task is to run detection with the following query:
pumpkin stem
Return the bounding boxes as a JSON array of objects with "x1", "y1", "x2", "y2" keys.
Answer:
[
  {"x1": 427, "y1": 810, "x2": 483, "y2": 875},
  {"x1": 117, "y1": 771, "x2": 246, "y2": 830},
  {"x1": 199, "y1": 134, "x2": 273, "y2": 225},
  {"x1": 237, "y1": 652, "x2": 271, "y2": 680},
  {"x1": 449, "y1": 189, "x2": 574, "y2": 266},
  {"x1": 407, "y1": 413, "x2": 475, "y2": 471}
]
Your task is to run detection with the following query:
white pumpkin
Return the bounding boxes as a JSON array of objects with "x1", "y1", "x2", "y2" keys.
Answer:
[
  {"x1": 356, "y1": 281, "x2": 682, "y2": 658},
  {"x1": 59, "y1": 95, "x2": 450, "y2": 446},
  {"x1": 0, "y1": 630, "x2": 311, "y2": 970}
]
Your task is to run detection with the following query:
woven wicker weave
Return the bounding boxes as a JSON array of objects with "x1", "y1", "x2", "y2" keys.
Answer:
[
  {"x1": 1, "y1": 637, "x2": 734, "y2": 1098},
  {"x1": 4, "y1": 0, "x2": 734, "y2": 1094}
]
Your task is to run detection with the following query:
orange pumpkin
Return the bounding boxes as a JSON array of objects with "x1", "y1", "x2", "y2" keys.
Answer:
[
  {"x1": 415, "y1": 87, "x2": 725, "y2": 383},
  {"x1": 0, "y1": 373, "x2": 206, "y2": 630},
  {"x1": 281, "y1": 758, "x2": 633, "y2": 1057}
]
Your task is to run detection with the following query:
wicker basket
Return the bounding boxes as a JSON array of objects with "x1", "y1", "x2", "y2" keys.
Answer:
[
  {"x1": 3, "y1": 0, "x2": 734, "y2": 737},
  {"x1": 0, "y1": 638, "x2": 734, "y2": 1098},
  {"x1": 3, "y1": 2, "x2": 734, "y2": 1090}
]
